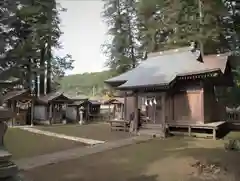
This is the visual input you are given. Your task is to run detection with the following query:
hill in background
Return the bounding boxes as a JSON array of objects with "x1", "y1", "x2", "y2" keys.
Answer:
[{"x1": 59, "y1": 70, "x2": 114, "y2": 97}]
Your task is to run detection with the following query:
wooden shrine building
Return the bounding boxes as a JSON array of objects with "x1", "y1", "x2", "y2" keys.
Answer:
[
  {"x1": 2, "y1": 89, "x2": 35, "y2": 126},
  {"x1": 104, "y1": 98, "x2": 125, "y2": 120},
  {"x1": 34, "y1": 92, "x2": 72, "y2": 125},
  {"x1": 66, "y1": 99, "x2": 89, "y2": 123},
  {"x1": 105, "y1": 47, "x2": 233, "y2": 139},
  {"x1": 66, "y1": 99, "x2": 101, "y2": 123}
]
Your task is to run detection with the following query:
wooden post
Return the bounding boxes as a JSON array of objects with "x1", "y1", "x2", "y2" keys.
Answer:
[
  {"x1": 213, "y1": 128, "x2": 216, "y2": 140},
  {"x1": 31, "y1": 100, "x2": 34, "y2": 126},
  {"x1": 124, "y1": 92, "x2": 127, "y2": 121},
  {"x1": 121, "y1": 104, "x2": 124, "y2": 119},
  {"x1": 87, "y1": 103, "x2": 90, "y2": 122},
  {"x1": 161, "y1": 93, "x2": 166, "y2": 136},
  {"x1": 188, "y1": 126, "x2": 191, "y2": 136},
  {"x1": 108, "y1": 104, "x2": 111, "y2": 121},
  {"x1": 11, "y1": 100, "x2": 14, "y2": 127},
  {"x1": 51, "y1": 103, "x2": 54, "y2": 125},
  {"x1": 130, "y1": 92, "x2": 138, "y2": 133},
  {"x1": 113, "y1": 104, "x2": 116, "y2": 119},
  {"x1": 200, "y1": 81, "x2": 205, "y2": 124},
  {"x1": 49, "y1": 104, "x2": 52, "y2": 125},
  {"x1": 76, "y1": 106, "x2": 80, "y2": 123}
]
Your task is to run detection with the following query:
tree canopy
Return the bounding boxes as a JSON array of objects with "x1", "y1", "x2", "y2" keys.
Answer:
[
  {"x1": 102, "y1": 0, "x2": 239, "y2": 63},
  {"x1": 102, "y1": 0, "x2": 240, "y2": 105},
  {"x1": 0, "y1": 0, "x2": 74, "y2": 95}
]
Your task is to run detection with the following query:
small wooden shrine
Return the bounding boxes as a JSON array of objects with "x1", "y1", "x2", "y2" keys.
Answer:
[
  {"x1": 104, "y1": 98, "x2": 124, "y2": 120},
  {"x1": 66, "y1": 99, "x2": 89, "y2": 123},
  {"x1": 2, "y1": 89, "x2": 34, "y2": 126},
  {"x1": 88, "y1": 100, "x2": 101, "y2": 120},
  {"x1": 66, "y1": 99, "x2": 101, "y2": 123},
  {"x1": 105, "y1": 47, "x2": 233, "y2": 139},
  {"x1": 34, "y1": 92, "x2": 72, "y2": 125}
]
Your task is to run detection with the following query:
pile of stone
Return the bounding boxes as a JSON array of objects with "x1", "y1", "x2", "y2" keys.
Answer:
[{"x1": 191, "y1": 160, "x2": 228, "y2": 180}]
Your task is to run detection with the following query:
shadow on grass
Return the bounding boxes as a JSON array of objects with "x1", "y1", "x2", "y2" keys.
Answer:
[
  {"x1": 169, "y1": 146, "x2": 240, "y2": 181},
  {"x1": 128, "y1": 175, "x2": 158, "y2": 181}
]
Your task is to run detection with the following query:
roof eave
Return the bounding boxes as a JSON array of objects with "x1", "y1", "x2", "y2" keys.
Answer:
[{"x1": 116, "y1": 83, "x2": 170, "y2": 91}]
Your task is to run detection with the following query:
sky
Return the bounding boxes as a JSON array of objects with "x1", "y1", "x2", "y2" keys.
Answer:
[{"x1": 56, "y1": 0, "x2": 108, "y2": 75}]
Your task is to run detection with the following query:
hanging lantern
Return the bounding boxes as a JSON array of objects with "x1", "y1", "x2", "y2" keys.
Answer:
[{"x1": 153, "y1": 98, "x2": 157, "y2": 105}]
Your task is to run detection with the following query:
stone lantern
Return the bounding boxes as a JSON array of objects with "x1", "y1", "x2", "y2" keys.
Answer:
[
  {"x1": 79, "y1": 106, "x2": 85, "y2": 125},
  {"x1": 0, "y1": 106, "x2": 22, "y2": 180}
]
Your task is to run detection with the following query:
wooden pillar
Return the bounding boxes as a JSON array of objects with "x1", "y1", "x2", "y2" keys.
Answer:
[
  {"x1": 200, "y1": 81, "x2": 205, "y2": 124},
  {"x1": 113, "y1": 104, "x2": 116, "y2": 118},
  {"x1": 76, "y1": 106, "x2": 80, "y2": 123},
  {"x1": 53, "y1": 104, "x2": 56, "y2": 125},
  {"x1": 31, "y1": 100, "x2": 34, "y2": 126},
  {"x1": 130, "y1": 92, "x2": 138, "y2": 133},
  {"x1": 48, "y1": 104, "x2": 50, "y2": 124},
  {"x1": 108, "y1": 104, "x2": 111, "y2": 121},
  {"x1": 124, "y1": 92, "x2": 127, "y2": 121},
  {"x1": 213, "y1": 128, "x2": 216, "y2": 140},
  {"x1": 161, "y1": 93, "x2": 166, "y2": 135},
  {"x1": 121, "y1": 104, "x2": 124, "y2": 119},
  {"x1": 87, "y1": 103, "x2": 90, "y2": 122},
  {"x1": 50, "y1": 103, "x2": 53, "y2": 125},
  {"x1": 11, "y1": 100, "x2": 14, "y2": 127}
]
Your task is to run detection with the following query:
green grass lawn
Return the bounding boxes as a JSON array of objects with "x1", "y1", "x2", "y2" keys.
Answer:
[
  {"x1": 23, "y1": 137, "x2": 240, "y2": 181},
  {"x1": 224, "y1": 131, "x2": 240, "y2": 140},
  {"x1": 5, "y1": 128, "x2": 85, "y2": 160},
  {"x1": 36, "y1": 123, "x2": 131, "y2": 141}
]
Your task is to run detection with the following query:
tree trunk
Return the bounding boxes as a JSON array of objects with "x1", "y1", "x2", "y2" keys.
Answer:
[
  {"x1": 40, "y1": 47, "x2": 46, "y2": 94},
  {"x1": 46, "y1": 43, "x2": 52, "y2": 94}
]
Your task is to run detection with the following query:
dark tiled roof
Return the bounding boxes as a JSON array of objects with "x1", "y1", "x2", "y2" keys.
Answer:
[
  {"x1": 2, "y1": 89, "x2": 29, "y2": 101},
  {"x1": 105, "y1": 47, "x2": 229, "y2": 89},
  {"x1": 64, "y1": 93, "x2": 88, "y2": 101},
  {"x1": 38, "y1": 92, "x2": 70, "y2": 103},
  {"x1": 89, "y1": 100, "x2": 101, "y2": 105},
  {"x1": 68, "y1": 100, "x2": 88, "y2": 106}
]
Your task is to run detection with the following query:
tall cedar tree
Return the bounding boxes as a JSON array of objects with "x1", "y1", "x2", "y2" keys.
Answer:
[
  {"x1": 137, "y1": 0, "x2": 231, "y2": 54},
  {"x1": 102, "y1": 0, "x2": 144, "y2": 74},
  {"x1": 1, "y1": 0, "x2": 74, "y2": 95}
]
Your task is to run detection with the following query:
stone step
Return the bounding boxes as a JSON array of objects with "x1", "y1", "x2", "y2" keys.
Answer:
[
  {"x1": 138, "y1": 129, "x2": 165, "y2": 138},
  {"x1": 0, "y1": 150, "x2": 12, "y2": 162},
  {"x1": 0, "y1": 161, "x2": 18, "y2": 179}
]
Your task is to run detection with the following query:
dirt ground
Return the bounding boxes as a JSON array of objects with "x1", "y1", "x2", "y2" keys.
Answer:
[
  {"x1": 5, "y1": 128, "x2": 85, "y2": 159},
  {"x1": 22, "y1": 137, "x2": 240, "y2": 181},
  {"x1": 36, "y1": 123, "x2": 132, "y2": 141}
]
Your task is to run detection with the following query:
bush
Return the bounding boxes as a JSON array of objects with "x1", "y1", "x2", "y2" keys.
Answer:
[{"x1": 224, "y1": 139, "x2": 240, "y2": 151}]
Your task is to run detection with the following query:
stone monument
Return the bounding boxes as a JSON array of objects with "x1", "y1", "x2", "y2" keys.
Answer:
[
  {"x1": 0, "y1": 106, "x2": 22, "y2": 180},
  {"x1": 79, "y1": 106, "x2": 85, "y2": 125}
]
